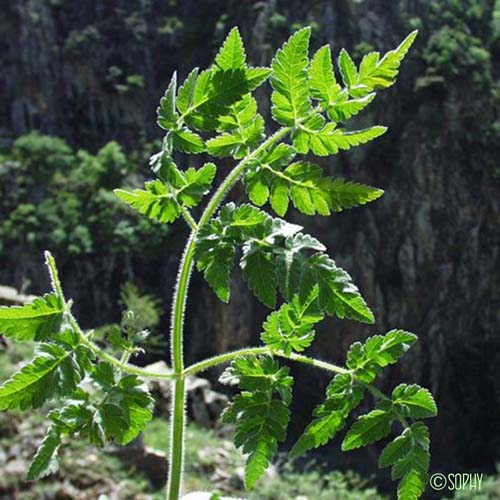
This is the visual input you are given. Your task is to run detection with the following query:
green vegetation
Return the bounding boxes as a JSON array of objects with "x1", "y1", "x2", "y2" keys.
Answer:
[
  {"x1": 0, "y1": 26, "x2": 437, "y2": 500},
  {"x1": 415, "y1": 0, "x2": 494, "y2": 89},
  {"x1": 0, "y1": 131, "x2": 169, "y2": 258}
]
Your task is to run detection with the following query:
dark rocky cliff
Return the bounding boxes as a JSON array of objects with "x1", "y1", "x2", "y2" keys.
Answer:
[{"x1": 1, "y1": 0, "x2": 500, "y2": 477}]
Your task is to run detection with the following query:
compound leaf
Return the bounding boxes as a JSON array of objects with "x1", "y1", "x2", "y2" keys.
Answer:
[
  {"x1": 347, "y1": 330, "x2": 418, "y2": 382},
  {"x1": 220, "y1": 356, "x2": 292, "y2": 489},
  {"x1": 355, "y1": 31, "x2": 418, "y2": 97},
  {"x1": 261, "y1": 287, "x2": 323, "y2": 355},
  {"x1": 291, "y1": 373, "x2": 364, "y2": 457},
  {"x1": 385, "y1": 423, "x2": 430, "y2": 500},
  {"x1": 114, "y1": 180, "x2": 179, "y2": 224},
  {"x1": 102, "y1": 375, "x2": 155, "y2": 445}
]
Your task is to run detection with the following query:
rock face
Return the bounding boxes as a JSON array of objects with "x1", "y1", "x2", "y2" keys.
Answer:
[{"x1": 1, "y1": 0, "x2": 500, "y2": 474}]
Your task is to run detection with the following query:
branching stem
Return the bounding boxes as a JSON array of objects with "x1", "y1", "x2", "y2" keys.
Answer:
[{"x1": 166, "y1": 126, "x2": 291, "y2": 500}]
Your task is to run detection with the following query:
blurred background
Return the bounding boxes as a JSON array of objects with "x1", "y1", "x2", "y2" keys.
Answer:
[{"x1": 0, "y1": 0, "x2": 499, "y2": 498}]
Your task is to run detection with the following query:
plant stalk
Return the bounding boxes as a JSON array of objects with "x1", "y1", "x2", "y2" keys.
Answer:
[{"x1": 165, "y1": 126, "x2": 291, "y2": 500}]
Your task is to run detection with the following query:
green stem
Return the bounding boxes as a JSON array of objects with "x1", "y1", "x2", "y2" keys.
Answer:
[
  {"x1": 198, "y1": 126, "x2": 291, "y2": 227},
  {"x1": 179, "y1": 206, "x2": 198, "y2": 230},
  {"x1": 183, "y1": 346, "x2": 348, "y2": 378},
  {"x1": 45, "y1": 250, "x2": 175, "y2": 381},
  {"x1": 183, "y1": 347, "x2": 269, "y2": 377},
  {"x1": 362, "y1": 381, "x2": 410, "y2": 428},
  {"x1": 167, "y1": 378, "x2": 186, "y2": 500},
  {"x1": 44, "y1": 251, "x2": 64, "y2": 299},
  {"x1": 282, "y1": 351, "x2": 350, "y2": 375},
  {"x1": 166, "y1": 126, "x2": 291, "y2": 500}
]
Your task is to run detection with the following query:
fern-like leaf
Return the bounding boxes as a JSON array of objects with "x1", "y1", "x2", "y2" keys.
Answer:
[{"x1": 220, "y1": 356, "x2": 292, "y2": 489}]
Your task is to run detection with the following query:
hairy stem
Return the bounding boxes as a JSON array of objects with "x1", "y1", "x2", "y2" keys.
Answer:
[
  {"x1": 167, "y1": 378, "x2": 186, "y2": 500},
  {"x1": 179, "y1": 206, "x2": 198, "y2": 230},
  {"x1": 183, "y1": 347, "x2": 270, "y2": 377},
  {"x1": 166, "y1": 126, "x2": 291, "y2": 500},
  {"x1": 77, "y1": 329, "x2": 175, "y2": 380},
  {"x1": 183, "y1": 346, "x2": 349, "y2": 377},
  {"x1": 44, "y1": 250, "x2": 176, "y2": 380}
]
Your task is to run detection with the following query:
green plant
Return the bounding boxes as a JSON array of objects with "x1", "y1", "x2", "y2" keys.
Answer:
[{"x1": 0, "y1": 27, "x2": 436, "y2": 500}]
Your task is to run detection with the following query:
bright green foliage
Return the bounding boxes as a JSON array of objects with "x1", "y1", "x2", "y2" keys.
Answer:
[
  {"x1": 391, "y1": 384, "x2": 438, "y2": 419},
  {"x1": 31, "y1": 368, "x2": 154, "y2": 478},
  {"x1": 354, "y1": 31, "x2": 418, "y2": 96},
  {"x1": 220, "y1": 356, "x2": 293, "y2": 489},
  {"x1": 194, "y1": 203, "x2": 275, "y2": 302},
  {"x1": 346, "y1": 330, "x2": 418, "y2": 382},
  {"x1": 244, "y1": 149, "x2": 383, "y2": 217},
  {"x1": 338, "y1": 49, "x2": 359, "y2": 88},
  {"x1": 342, "y1": 409, "x2": 395, "y2": 450},
  {"x1": 0, "y1": 255, "x2": 154, "y2": 481},
  {"x1": 336, "y1": 31, "x2": 418, "y2": 99},
  {"x1": 0, "y1": 340, "x2": 92, "y2": 411},
  {"x1": 327, "y1": 93, "x2": 376, "y2": 122},
  {"x1": 380, "y1": 423, "x2": 430, "y2": 500},
  {"x1": 115, "y1": 180, "x2": 180, "y2": 223},
  {"x1": 207, "y1": 95, "x2": 265, "y2": 159},
  {"x1": 296, "y1": 124, "x2": 388, "y2": 156},
  {"x1": 0, "y1": 293, "x2": 64, "y2": 342},
  {"x1": 290, "y1": 373, "x2": 364, "y2": 458},
  {"x1": 296, "y1": 252, "x2": 374, "y2": 323},
  {"x1": 271, "y1": 27, "x2": 312, "y2": 126},
  {"x1": 291, "y1": 324, "x2": 428, "y2": 464},
  {"x1": 309, "y1": 45, "x2": 341, "y2": 107},
  {"x1": 1, "y1": 26, "x2": 435, "y2": 500},
  {"x1": 215, "y1": 27, "x2": 246, "y2": 71},
  {"x1": 115, "y1": 163, "x2": 215, "y2": 224},
  {"x1": 173, "y1": 34, "x2": 271, "y2": 132},
  {"x1": 328, "y1": 179, "x2": 384, "y2": 211},
  {"x1": 195, "y1": 202, "x2": 373, "y2": 319},
  {"x1": 91, "y1": 370, "x2": 155, "y2": 445},
  {"x1": 261, "y1": 287, "x2": 323, "y2": 355}
]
